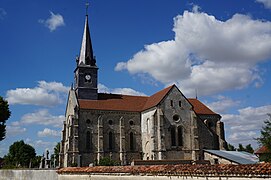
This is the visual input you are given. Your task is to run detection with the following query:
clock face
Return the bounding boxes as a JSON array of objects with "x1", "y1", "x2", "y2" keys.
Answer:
[{"x1": 85, "y1": 74, "x2": 91, "y2": 81}]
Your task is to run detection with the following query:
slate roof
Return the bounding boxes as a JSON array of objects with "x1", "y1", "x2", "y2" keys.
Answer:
[
  {"x1": 79, "y1": 85, "x2": 218, "y2": 115},
  {"x1": 204, "y1": 150, "x2": 259, "y2": 164},
  {"x1": 57, "y1": 163, "x2": 271, "y2": 177}
]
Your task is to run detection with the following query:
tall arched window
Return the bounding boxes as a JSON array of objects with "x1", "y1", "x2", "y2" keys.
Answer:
[
  {"x1": 178, "y1": 126, "x2": 183, "y2": 146},
  {"x1": 130, "y1": 132, "x2": 134, "y2": 151},
  {"x1": 109, "y1": 131, "x2": 114, "y2": 151},
  {"x1": 171, "y1": 126, "x2": 176, "y2": 146},
  {"x1": 86, "y1": 131, "x2": 91, "y2": 151},
  {"x1": 146, "y1": 118, "x2": 149, "y2": 134}
]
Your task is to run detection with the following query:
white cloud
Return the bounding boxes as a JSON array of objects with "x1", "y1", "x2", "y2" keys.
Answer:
[
  {"x1": 256, "y1": 0, "x2": 271, "y2": 9},
  {"x1": 115, "y1": 11, "x2": 271, "y2": 97},
  {"x1": 6, "y1": 81, "x2": 69, "y2": 106},
  {"x1": 37, "y1": 128, "x2": 60, "y2": 137},
  {"x1": 6, "y1": 125, "x2": 26, "y2": 136},
  {"x1": 39, "y1": 11, "x2": 65, "y2": 32},
  {"x1": 0, "y1": 8, "x2": 7, "y2": 20},
  {"x1": 222, "y1": 105, "x2": 271, "y2": 147},
  {"x1": 204, "y1": 96, "x2": 240, "y2": 114},
  {"x1": 25, "y1": 138, "x2": 57, "y2": 155},
  {"x1": 98, "y1": 83, "x2": 146, "y2": 96},
  {"x1": 20, "y1": 109, "x2": 64, "y2": 128}
]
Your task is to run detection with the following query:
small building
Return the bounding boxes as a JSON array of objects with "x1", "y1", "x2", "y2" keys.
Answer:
[
  {"x1": 255, "y1": 146, "x2": 271, "y2": 162},
  {"x1": 204, "y1": 149, "x2": 259, "y2": 164}
]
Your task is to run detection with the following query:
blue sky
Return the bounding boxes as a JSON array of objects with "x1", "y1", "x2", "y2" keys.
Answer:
[{"x1": 0, "y1": 0, "x2": 271, "y2": 157}]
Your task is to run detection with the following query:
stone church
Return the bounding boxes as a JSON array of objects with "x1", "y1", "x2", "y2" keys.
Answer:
[{"x1": 59, "y1": 14, "x2": 227, "y2": 167}]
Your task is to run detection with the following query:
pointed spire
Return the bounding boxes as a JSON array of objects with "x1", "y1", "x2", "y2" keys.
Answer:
[{"x1": 78, "y1": 14, "x2": 96, "y2": 66}]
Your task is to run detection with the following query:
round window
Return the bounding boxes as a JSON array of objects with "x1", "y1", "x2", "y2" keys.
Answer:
[
  {"x1": 129, "y1": 120, "x2": 134, "y2": 126},
  {"x1": 173, "y1": 114, "x2": 180, "y2": 121},
  {"x1": 108, "y1": 120, "x2": 113, "y2": 125},
  {"x1": 86, "y1": 119, "x2": 91, "y2": 124}
]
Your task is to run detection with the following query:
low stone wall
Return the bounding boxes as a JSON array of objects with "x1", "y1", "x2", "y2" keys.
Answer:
[
  {"x1": 0, "y1": 169, "x2": 58, "y2": 180},
  {"x1": 1, "y1": 163, "x2": 271, "y2": 180}
]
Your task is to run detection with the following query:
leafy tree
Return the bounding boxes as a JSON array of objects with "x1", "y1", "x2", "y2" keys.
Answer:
[
  {"x1": 0, "y1": 96, "x2": 11, "y2": 141},
  {"x1": 244, "y1": 144, "x2": 254, "y2": 154},
  {"x1": 98, "y1": 157, "x2": 120, "y2": 166},
  {"x1": 237, "y1": 144, "x2": 245, "y2": 151},
  {"x1": 50, "y1": 142, "x2": 60, "y2": 167},
  {"x1": 227, "y1": 143, "x2": 236, "y2": 151},
  {"x1": 4, "y1": 140, "x2": 36, "y2": 168},
  {"x1": 30, "y1": 156, "x2": 42, "y2": 168}
]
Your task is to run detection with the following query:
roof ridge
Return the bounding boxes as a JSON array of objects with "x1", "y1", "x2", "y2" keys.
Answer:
[
  {"x1": 98, "y1": 92, "x2": 148, "y2": 98},
  {"x1": 142, "y1": 85, "x2": 175, "y2": 111}
]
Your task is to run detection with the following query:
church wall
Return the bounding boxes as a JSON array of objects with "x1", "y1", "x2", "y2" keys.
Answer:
[
  {"x1": 141, "y1": 108, "x2": 157, "y2": 160},
  {"x1": 159, "y1": 86, "x2": 195, "y2": 159},
  {"x1": 197, "y1": 117, "x2": 217, "y2": 150},
  {"x1": 78, "y1": 110, "x2": 142, "y2": 166},
  {"x1": 61, "y1": 90, "x2": 80, "y2": 167}
]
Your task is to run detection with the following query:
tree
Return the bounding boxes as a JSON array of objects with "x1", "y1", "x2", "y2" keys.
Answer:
[
  {"x1": 257, "y1": 114, "x2": 271, "y2": 162},
  {"x1": 227, "y1": 143, "x2": 236, "y2": 151},
  {"x1": 245, "y1": 144, "x2": 254, "y2": 154},
  {"x1": 4, "y1": 140, "x2": 36, "y2": 168},
  {"x1": 98, "y1": 157, "x2": 120, "y2": 166},
  {"x1": 257, "y1": 114, "x2": 271, "y2": 151},
  {"x1": 0, "y1": 96, "x2": 11, "y2": 141},
  {"x1": 50, "y1": 142, "x2": 60, "y2": 167},
  {"x1": 237, "y1": 144, "x2": 245, "y2": 151}
]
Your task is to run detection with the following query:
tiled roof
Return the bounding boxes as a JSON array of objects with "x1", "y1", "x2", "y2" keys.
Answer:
[
  {"x1": 79, "y1": 85, "x2": 218, "y2": 116},
  {"x1": 57, "y1": 163, "x2": 271, "y2": 177},
  {"x1": 142, "y1": 85, "x2": 173, "y2": 110},
  {"x1": 188, "y1": 98, "x2": 218, "y2": 115},
  {"x1": 79, "y1": 85, "x2": 173, "y2": 112},
  {"x1": 79, "y1": 93, "x2": 148, "y2": 112},
  {"x1": 255, "y1": 146, "x2": 271, "y2": 154}
]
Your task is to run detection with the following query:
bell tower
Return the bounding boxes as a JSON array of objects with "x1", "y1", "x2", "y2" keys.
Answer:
[{"x1": 74, "y1": 14, "x2": 98, "y2": 100}]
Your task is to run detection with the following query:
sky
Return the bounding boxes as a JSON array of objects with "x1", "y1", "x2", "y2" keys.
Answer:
[{"x1": 0, "y1": 0, "x2": 271, "y2": 157}]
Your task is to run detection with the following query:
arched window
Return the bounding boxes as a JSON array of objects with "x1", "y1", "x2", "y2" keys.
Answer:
[
  {"x1": 130, "y1": 132, "x2": 134, "y2": 151},
  {"x1": 171, "y1": 126, "x2": 176, "y2": 146},
  {"x1": 86, "y1": 131, "x2": 91, "y2": 151},
  {"x1": 146, "y1": 118, "x2": 150, "y2": 134},
  {"x1": 109, "y1": 131, "x2": 114, "y2": 151},
  {"x1": 178, "y1": 126, "x2": 183, "y2": 146}
]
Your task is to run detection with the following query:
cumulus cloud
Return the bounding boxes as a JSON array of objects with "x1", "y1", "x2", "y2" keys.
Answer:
[
  {"x1": 25, "y1": 138, "x2": 57, "y2": 154},
  {"x1": 204, "y1": 96, "x2": 240, "y2": 114},
  {"x1": 6, "y1": 125, "x2": 26, "y2": 137},
  {"x1": 0, "y1": 8, "x2": 7, "y2": 20},
  {"x1": 98, "y1": 83, "x2": 146, "y2": 96},
  {"x1": 115, "y1": 10, "x2": 271, "y2": 97},
  {"x1": 37, "y1": 128, "x2": 60, "y2": 137},
  {"x1": 39, "y1": 11, "x2": 65, "y2": 32},
  {"x1": 6, "y1": 81, "x2": 69, "y2": 106},
  {"x1": 19, "y1": 109, "x2": 64, "y2": 128},
  {"x1": 222, "y1": 105, "x2": 271, "y2": 147},
  {"x1": 256, "y1": 0, "x2": 271, "y2": 9}
]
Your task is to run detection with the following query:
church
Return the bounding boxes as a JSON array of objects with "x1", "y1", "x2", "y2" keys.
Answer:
[{"x1": 59, "y1": 13, "x2": 227, "y2": 167}]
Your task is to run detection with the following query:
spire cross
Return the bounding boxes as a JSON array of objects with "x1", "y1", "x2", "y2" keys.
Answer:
[{"x1": 86, "y1": 1, "x2": 90, "y2": 16}]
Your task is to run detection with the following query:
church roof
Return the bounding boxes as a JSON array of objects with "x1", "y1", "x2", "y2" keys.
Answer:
[
  {"x1": 187, "y1": 98, "x2": 217, "y2": 115},
  {"x1": 78, "y1": 15, "x2": 95, "y2": 66},
  {"x1": 79, "y1": 93, "x2": 148, "y2": 112},
  {"x1": 78, "y1": 85, "x2": 219, "y2": 116}
]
